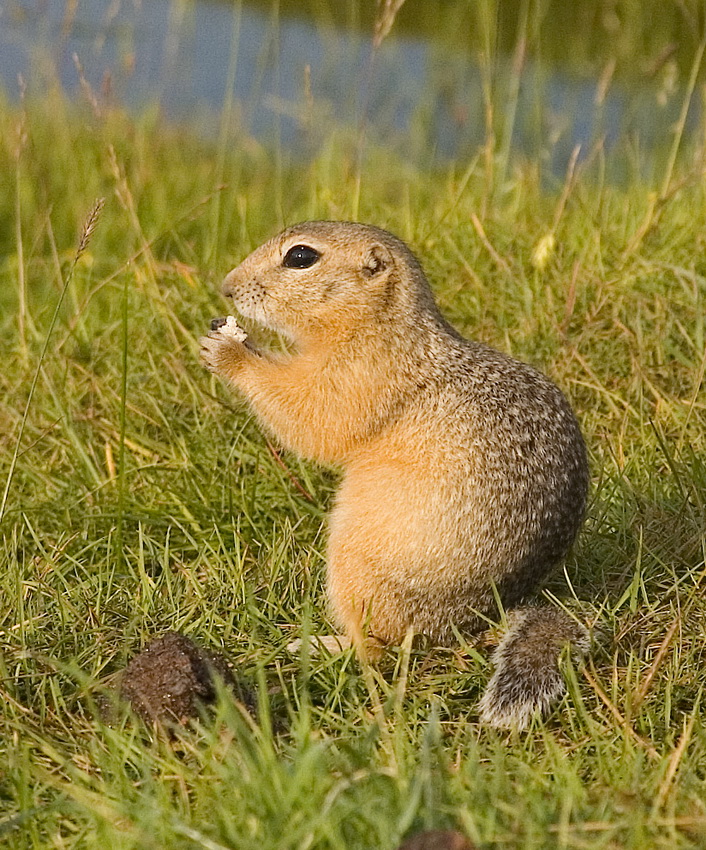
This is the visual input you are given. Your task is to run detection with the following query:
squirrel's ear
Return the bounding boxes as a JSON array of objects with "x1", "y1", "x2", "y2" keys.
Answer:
[{"x1": 362, "y1": 243, "x2": 393, "y2": 278}]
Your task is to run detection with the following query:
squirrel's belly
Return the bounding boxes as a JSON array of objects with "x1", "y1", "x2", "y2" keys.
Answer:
[
  {"x1": 326, "y1": 470, "x2": 501, "y2": 642},
  {"x1": 329, "y1": 453, "x2": 503, "y2": 588},
  {"x1": 326, "y1": 441, "x2": 584, "y2": 642}
]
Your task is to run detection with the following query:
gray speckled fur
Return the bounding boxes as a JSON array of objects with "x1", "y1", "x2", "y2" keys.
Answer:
[{"x1": 383, "y1": 331, "x2": 588, "y2": 642}]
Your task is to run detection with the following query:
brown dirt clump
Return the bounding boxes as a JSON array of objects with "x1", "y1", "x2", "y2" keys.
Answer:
[
  {"x1": 119, "y1": 631, "x2": 245, "y2": 726},
  {"x1": 397, "y1": 831, "x2": 477, "y2": 850}
]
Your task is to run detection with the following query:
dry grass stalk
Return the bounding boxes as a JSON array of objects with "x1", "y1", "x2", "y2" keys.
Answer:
[
  {"x1": 73, "y1": 52, "x2": 102, "y2": 119},
  {"x1": 0, "y1": 196, "x2": 105, "y2": 525},
  {"x1": 374, "y1": 0, "x2": 407, "y2": 48},
  {"x1": 76, "y1": 197, "x2": 105, "y2": 262}
]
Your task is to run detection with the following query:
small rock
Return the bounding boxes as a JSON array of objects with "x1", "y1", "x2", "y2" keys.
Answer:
[
  {"x1": 397, "y1": 830, "x2": 477, "y2": 850},
  {"x1": 119, "y1": 631, "x2": 246, "y2": 726}
]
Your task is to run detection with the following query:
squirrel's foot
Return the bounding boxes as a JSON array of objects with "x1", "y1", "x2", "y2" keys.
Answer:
[
  {"x1": 200, "y1": 316, "x2": 250, "y2": 374},
  {"x1": 286, "y1": 634, "x2": 352, "y2": 656}
]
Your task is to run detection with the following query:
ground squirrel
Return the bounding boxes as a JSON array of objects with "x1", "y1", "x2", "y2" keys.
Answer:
[{"x1": 200, "y1": 221, "x2": 590, "y2": 729}]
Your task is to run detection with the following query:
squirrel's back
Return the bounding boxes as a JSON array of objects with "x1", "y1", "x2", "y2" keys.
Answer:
[{"x1": 332, "y1": 325, "x2": 588, "y2": 642}]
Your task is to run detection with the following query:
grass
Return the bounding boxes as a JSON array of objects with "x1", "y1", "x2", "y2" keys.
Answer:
[{"x1": 2, "y1": 8, "x2": 706, "y2": 848}]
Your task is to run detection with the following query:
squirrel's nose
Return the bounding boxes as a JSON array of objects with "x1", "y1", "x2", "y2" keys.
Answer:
[{"x1": 221, "y1": 269, "x2": 237, "y2": 298}]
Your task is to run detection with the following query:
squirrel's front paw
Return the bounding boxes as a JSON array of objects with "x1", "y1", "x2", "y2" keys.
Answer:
[{"x1": 199, "y1": 316, "x2": 249, "y2": 374}]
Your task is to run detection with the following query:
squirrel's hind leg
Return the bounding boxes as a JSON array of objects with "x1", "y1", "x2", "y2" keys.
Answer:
[{"x1": 478, "y1": 607, "x2": 589, "y2": 730}]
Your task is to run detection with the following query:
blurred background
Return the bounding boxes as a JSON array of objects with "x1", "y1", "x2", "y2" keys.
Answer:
[{"x1": 2, "y1": 0, "x2": 705, "y2": 182}]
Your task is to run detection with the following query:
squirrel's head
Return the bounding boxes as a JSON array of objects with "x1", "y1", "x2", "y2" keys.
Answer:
[{"x1": 221, "y1": 221, "x2": 437, "y2": 344}]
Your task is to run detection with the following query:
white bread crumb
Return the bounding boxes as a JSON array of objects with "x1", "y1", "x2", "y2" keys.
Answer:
[{"x1": 220, "y1": 316, "x2": 247, "y2": 342}]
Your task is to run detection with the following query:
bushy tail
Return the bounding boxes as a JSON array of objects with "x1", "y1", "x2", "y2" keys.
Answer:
[{"x1": 478, "y1": 606, "x2": 589, "y2": 730}]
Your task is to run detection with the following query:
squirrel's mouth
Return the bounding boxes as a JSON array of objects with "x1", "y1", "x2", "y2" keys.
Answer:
[
  {"x1": 221, "y1": 273, "x2": 299, "y2": 345},
  {"x1": 228, "y1": 299, "x2": 269, "y2": 329},
  {"x1": 226, "y1": 303, "x2": 297, "y2": 349}
]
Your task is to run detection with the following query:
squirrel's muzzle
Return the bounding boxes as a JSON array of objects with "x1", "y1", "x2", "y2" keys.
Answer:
[{"x1": 221, "y1": 269, "x2": 238, "y2": 298}]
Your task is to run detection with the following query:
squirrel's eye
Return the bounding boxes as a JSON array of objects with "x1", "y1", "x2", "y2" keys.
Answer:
[{"x1": 282, "y1": 245, "x2": 320, "y2": 269}]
